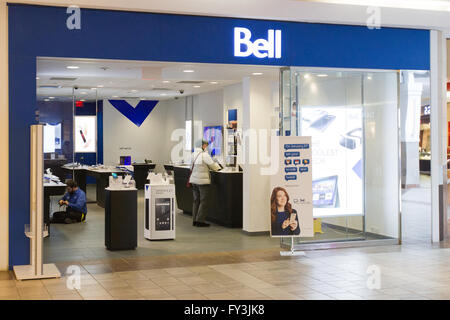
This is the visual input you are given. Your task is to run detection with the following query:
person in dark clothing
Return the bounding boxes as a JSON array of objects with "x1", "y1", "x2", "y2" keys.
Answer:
[
  {"x1": 51, "y1": 179, "x2": 87, "y2": 224},
  {"x1": 270, "y1": 187, "x2": 300, "y2": 236}
]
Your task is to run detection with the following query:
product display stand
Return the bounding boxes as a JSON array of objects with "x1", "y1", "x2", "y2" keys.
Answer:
[
  {"x1": 144, "y1": 173, "x2": 175, "y2": 240},
  {"x1": 14, "y1": 125, "x2": 61, "y2": 280},
  {"x1": 280, "y1": 237, "x2": 306, "y2": 257},
  {"x1": 105, "y1": 187, "x2": 137, "y2": 250}
]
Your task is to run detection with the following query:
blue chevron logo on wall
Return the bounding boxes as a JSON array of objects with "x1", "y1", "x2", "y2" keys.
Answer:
[{"x1": 109, "y1": 100, "x2": 159, "y2": 127}]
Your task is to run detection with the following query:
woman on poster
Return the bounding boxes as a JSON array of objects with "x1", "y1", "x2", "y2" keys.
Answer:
[{"x1": 270, "y1": 187, "x2": 301, "y2": 236}]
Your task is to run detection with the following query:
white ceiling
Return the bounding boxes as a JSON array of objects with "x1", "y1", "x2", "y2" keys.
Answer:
[{"x1": 36, "y1": 58, "x2": 280, "y2": 102}]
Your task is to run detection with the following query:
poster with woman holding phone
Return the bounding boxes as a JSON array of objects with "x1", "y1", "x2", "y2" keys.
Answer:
[
  {"x1": 269, "y1": 136, "x2": 313, "y2": 238},
  {"x1": 270, "y1": 187, "x2": 300, "y2": 236}
]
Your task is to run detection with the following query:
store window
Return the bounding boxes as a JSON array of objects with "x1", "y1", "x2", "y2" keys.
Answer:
[{"x1": 280, "y1": 68, "x2": 400, "y2": 246}]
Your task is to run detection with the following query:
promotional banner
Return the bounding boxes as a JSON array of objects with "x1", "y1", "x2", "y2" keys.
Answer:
[
  {"x1": 301, "y1": 107, "x2": 363, "y2": 217},
  {"x1": 270, "y1": 136, "x2": 313, "y2": 238},
  {"x1": 74, "y1": 116, "x2": 96, "y2": 153}
]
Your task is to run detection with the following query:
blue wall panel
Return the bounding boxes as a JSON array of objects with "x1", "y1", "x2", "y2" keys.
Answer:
[{"x1": 8, "y1": 4, "x2": 430, "y2": 267}]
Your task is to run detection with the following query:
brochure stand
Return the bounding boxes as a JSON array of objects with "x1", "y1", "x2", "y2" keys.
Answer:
[
  {"x1": 14, "y1": 125, "x2": 61, "y2": 280},
  {"x1": 144, "y1": 173, "x2": 175, "y2": 240}
]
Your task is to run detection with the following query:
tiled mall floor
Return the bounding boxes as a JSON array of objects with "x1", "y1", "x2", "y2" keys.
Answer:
[
  {"x1": 4, "y1": 175, "x2": 450, "y2": 300},
  {"x1": 3, "y1": 243, "x2": 450, "y2": 300}
]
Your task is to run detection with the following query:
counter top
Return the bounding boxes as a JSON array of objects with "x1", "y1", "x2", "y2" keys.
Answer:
[{"x1": 173, "y1": 165, "x2": 242, "y2": 174}]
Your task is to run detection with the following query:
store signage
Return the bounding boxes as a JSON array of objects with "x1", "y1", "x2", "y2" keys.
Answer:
[
  {"x1": 270, "y1": 136, "x2": 313, "y2": 238},
  {"x1": 109, "y1": 100, "x2": 159, "y2": 127},
  {"x1": 234, "y1": 27, "x2": 281, "y2": 59}
]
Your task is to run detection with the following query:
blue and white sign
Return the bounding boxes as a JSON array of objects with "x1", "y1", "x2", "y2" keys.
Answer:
[
  {"x1": 234, "y1": 27, "x2": 281, "y2": 59},
  {"x1": 270, "y1": 136, "x2": 313, "y2": 238}
]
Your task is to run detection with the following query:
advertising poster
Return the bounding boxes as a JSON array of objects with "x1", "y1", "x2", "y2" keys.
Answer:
[
  {"x1": 301, "y1": 107, "x2": 363, "y2": 217},
  {"x1": 270, "y1": 136, "x2": 313, "y2": 238},
  {"x1": 74, "y1": 116, "x2": 96, "y2": 153}
]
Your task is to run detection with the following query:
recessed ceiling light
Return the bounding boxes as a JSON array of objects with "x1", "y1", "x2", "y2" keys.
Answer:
[
  {"x1": 367, "y1": 75, "x2": 373, "y2": 80},
  {"x1": 160, "y1": 93, "x2": 168, "y2": 96},
  {"x1": 193, "y1": 85, "x2": 201, "y2": 88},
  {"x1": 112, "y1": 95, "x2": 119, "y2": 98},
  {"x1": 317, "y1": 74, "x2": 328, "y2": 77},
  {"x1": 303, "y1": 74, "x2": 310, "y2": 79},
  {"x1": 90, "y1": 88, "x2": 97, "y2": 90},
  {"x1": 66, "y1": 66, "x2": 79, "y2": 69},
  {"x1": 97, "y1": 85, "x2": 104, "y2": 88},
  {"x1": 44, "y1": 99, "x2": 50, "y2": 102},
  {"x1": 252, "y1": 72, "x2": 263, "y2": 76},
  {"x1": 49, "y1": 97, "x2": 55, "y2": 99},
  {"x1": 210, "y1": 81, "x2": 218, "y2": 84},
  {"x1": 163, "y1": 80, "x2": 170, "y2": 83},
  {"x1": 36, "y1": 77, "x2": 40, "y2": 80},
  {"x1": 131, "y1": 89, "x2": 138, "y2": 92},
  {"x1": 183, "y1": 69, "x2": 194, "y2": 73}
]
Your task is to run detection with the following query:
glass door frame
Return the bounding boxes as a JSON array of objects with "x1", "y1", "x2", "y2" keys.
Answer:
[{"x1": 279, "y1": 66, "x2": 402, "y2": 249}]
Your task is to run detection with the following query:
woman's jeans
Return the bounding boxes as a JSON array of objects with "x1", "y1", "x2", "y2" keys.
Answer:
[{"x1": 192, "y1": 184, "x2": 210, "y2": 223}]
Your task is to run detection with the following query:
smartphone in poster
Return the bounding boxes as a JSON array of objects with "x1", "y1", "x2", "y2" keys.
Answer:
[
  {"x1": 270, "y1": 136, "x2": 313, "y2": 238},
  {"x1": 74, "y1": 116, "x2": 96, "y2": 153}
]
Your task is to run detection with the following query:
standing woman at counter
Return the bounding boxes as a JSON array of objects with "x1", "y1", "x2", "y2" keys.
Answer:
[{"x1": 189, "y1": 139, "x2": 221, "y2": 227}]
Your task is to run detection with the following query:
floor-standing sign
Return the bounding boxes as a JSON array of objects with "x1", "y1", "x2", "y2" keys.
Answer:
[
  {"x1": 144, "y1": 174, "x2": 175, "y2": 240},
  {"x1": 270, "y1": 136, "x2": 313, "y2": 244}
]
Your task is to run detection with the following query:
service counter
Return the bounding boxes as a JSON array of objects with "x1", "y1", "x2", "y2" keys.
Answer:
[{"x1": 173, "y1": 166, "x2": 243, "y2": 228}]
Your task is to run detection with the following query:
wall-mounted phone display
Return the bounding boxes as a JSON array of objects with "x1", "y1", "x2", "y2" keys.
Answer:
[{"x1": 74, "y1": 116, "x2": 96, "y2": 153}]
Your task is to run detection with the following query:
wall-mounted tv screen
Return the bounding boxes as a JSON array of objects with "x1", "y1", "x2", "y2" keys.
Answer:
[{"x1": 203, "y1": 126, "x2": 223, "y2": 157}]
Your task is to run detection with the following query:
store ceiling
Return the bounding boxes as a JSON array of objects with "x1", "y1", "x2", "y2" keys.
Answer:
[{"x1": 36, "y1": 58, "x2": 280, "y2": 102}]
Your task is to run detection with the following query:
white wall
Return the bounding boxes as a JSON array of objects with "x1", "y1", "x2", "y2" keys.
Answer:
[{"x1": 103, "y1": 99, "x2": 169, "y2": 172}]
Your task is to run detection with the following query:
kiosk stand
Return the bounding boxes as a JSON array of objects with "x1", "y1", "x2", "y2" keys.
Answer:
[
  {"x1": 144, "y1": 173, "x2": 175, "y2": 240},
  {"x1": 14, "y1": 125, "x2": 61, "y2": 280}
]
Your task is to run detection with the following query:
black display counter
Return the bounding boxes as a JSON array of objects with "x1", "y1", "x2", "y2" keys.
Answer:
[
  {"x1": 105, "y1": 188, "x2": 137, "y2": 250},
  {"x1": 173, "y1": 166, "x2": 243, "y2": 228},
  {"x1": 44, "y1": 159, "x2": 68, "y2": 181},
  {"x1": 44, "y1": 183, "x2": 67, "y2": 235},
  {"x1": 61, "y1": 167, "x2": 87, "y2": 193},
  {"x1": 132, "y1": 163, "x2": 156, "y2": 190},
  {"x1": 86, "y1": 170, "x2": 127, "y2": 208},
  {"x1": 419, "y1": 158, "x2": 431, "y2": 174},
  {"x1": 61, "y1": 167, "x2": 127, "y2": 208}
]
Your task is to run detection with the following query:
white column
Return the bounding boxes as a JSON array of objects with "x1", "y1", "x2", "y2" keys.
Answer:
[
  {"x1": 430, "y1": 30, "x2": 447, "y2": 243},
  {"x1": 242, "y1": 77, "x2": 278, "y2": 233},
  {"x1": 0, "y1": 0, "x2": 9, "y2": 271}
]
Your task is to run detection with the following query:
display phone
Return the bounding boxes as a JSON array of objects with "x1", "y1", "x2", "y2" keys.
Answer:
[
  {"x1": 155, "y1": 198, "x2": 171, "y2": 231},
  {"x1": 290, "y1": 213, "x2": 297, "y2": 224},
  {"x1": 79, "y1": 129, "x2": 86, "y2": 143}
]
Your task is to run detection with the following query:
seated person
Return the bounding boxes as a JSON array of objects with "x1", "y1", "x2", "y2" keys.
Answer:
[{"x1": 51, "y1": 179, "x2": 87, "y2": 224}]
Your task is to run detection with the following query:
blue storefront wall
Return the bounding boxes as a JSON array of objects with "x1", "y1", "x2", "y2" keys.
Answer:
[{"x1": 8, "y1": 4, "x2": 430, "y2": 267}]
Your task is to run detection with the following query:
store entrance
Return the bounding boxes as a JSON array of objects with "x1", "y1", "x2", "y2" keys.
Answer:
[{"x1": 38, "y1": 57, "x2": 282, "y2": 264}]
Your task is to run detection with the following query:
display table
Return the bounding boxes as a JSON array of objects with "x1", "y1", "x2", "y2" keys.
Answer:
[
  {"x1": 132, "y1": 163, "x2": 156, "y2": 190},
  {"x1": 105, "y1": 188, "x2": 137, "y2": 250},
  {"x1": 44, "y1": 182, "x2": 67, "y2": 235},
  {"x1": 86, "y1": 169, "x2": 127, "y2": 208},
  {"x1": 61, "y1": 166, "x2": 87, "y2": 192},
  {"x1": 173, "y1": 166, "x2": 243, "y2": 228},
  {"x1": 44, "y1": 159, "x2": 67, "y2": 181}
]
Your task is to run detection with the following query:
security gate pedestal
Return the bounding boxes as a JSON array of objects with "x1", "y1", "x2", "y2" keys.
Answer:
[{"x1": 13, "y1": 125, "x2": 60, "y2": 280}]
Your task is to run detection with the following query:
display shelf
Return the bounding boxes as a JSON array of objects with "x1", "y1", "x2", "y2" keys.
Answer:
[{"x1": 24, "y1": 224, "x2": 49, "y2": 238}]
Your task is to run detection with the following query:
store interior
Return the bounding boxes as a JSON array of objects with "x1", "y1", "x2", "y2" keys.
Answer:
[{"x1": 37, "y1": 58, "x2": 431, "y2": 263}]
